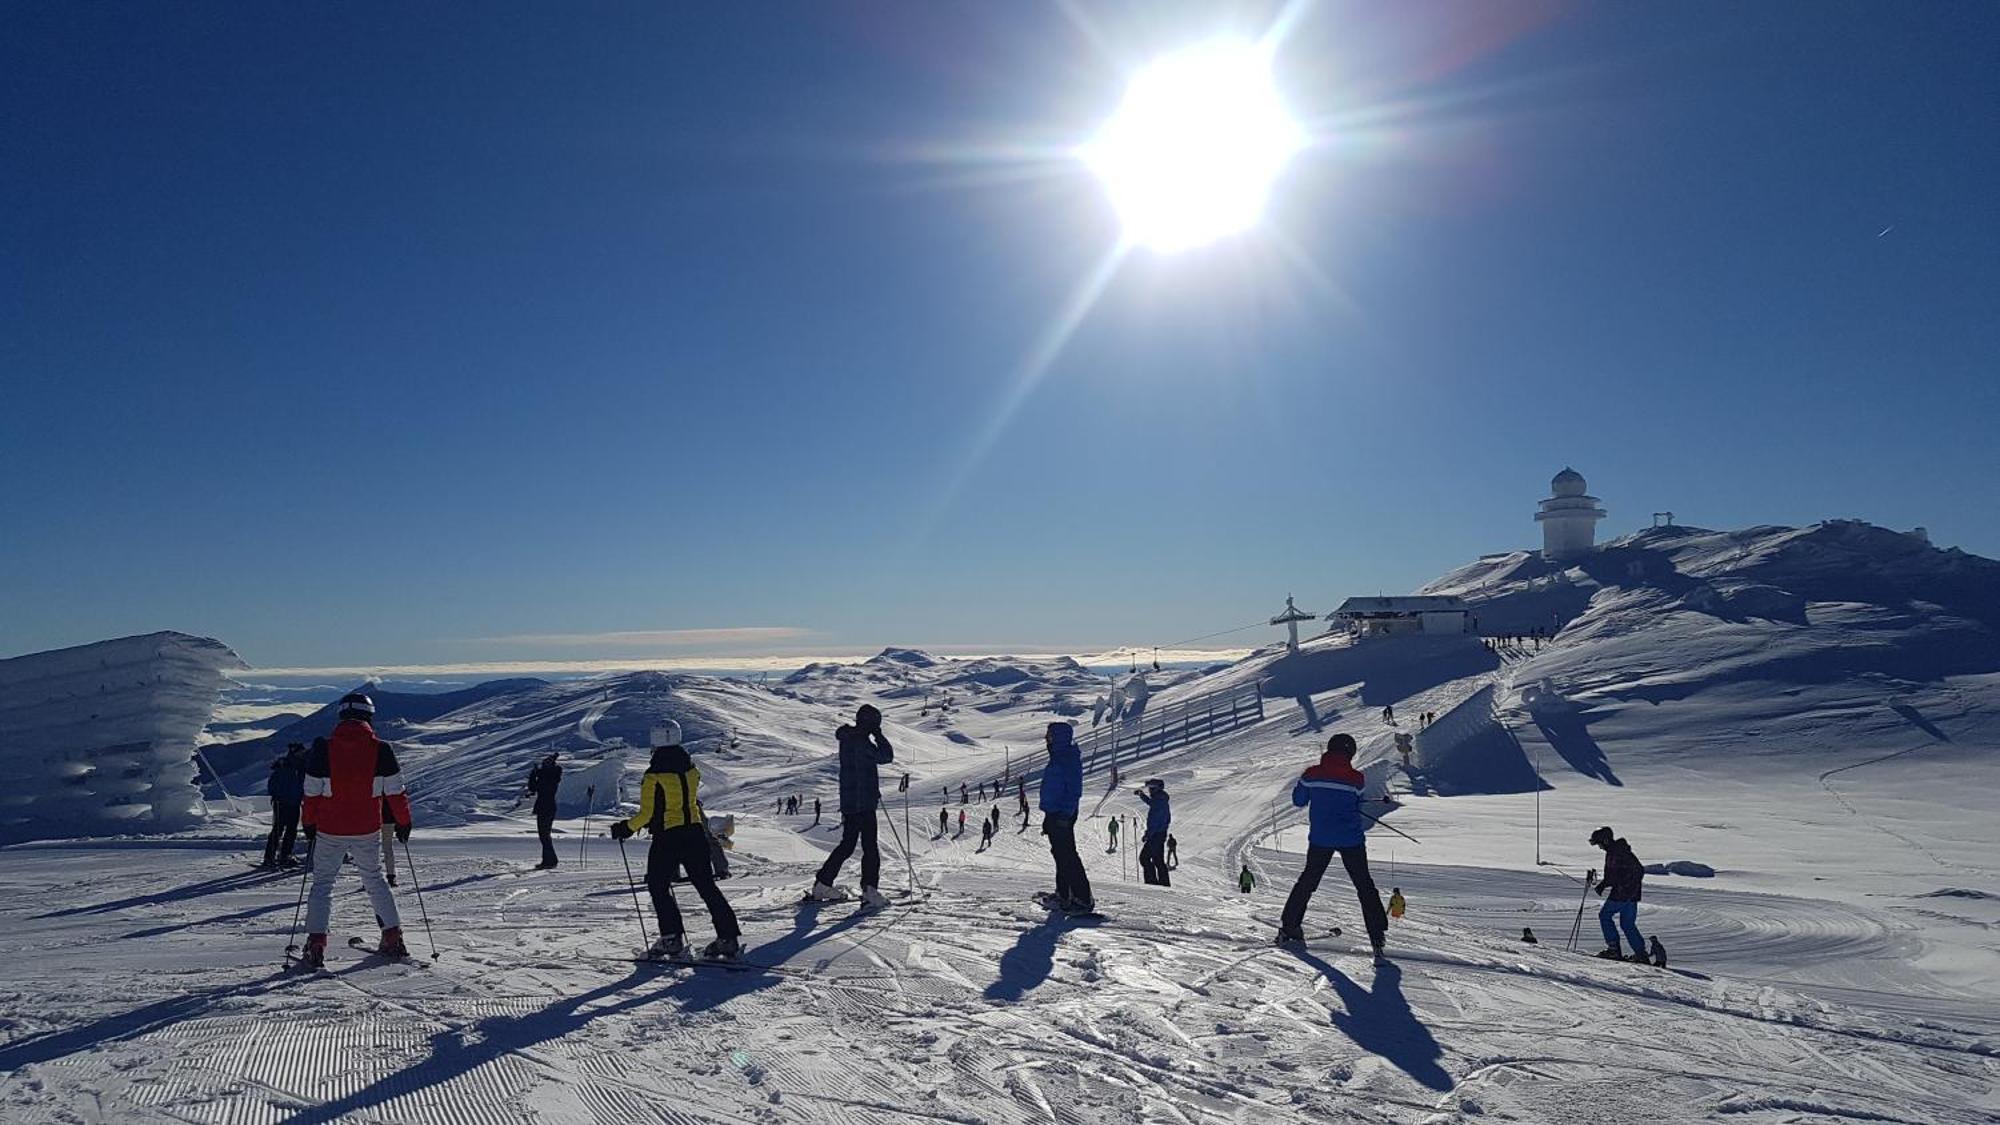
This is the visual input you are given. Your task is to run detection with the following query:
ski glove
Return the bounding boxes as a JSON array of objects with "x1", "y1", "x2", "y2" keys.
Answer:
[
  {"x1": 395, "y1": 822, "x2": 411, "y2": 843},
  {"x1": 610, "y1": 821, "x2": 634, "y2": 841}
]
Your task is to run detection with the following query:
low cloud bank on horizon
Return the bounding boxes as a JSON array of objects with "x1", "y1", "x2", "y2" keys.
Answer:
[
  {"x1": 453, "y1": 626, "x2": 819, "y2": 648},
  {"x1": 243, "y1": 645, "x2": 1259, "y2": 680}
]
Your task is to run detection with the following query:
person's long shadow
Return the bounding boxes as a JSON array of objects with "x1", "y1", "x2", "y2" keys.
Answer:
[
  {"x1": 0, "y1": 970, "x2": 302, "y2": 1071},
  {"x1": 669, "y1": 898, "x2": 883, "y2": 1015},
  {"x1": 1285, "y1": 948, "x2": 1452, "y2": 1092},
  {"x1": 34, "y1": 867, "x2": 287, "y2": 919},
  {"x1": 983, "y1": 913, "x2": 1098, "y2": 1003},
  {"x1": 284, "y1": 963, "x2": 679, "y2": 1125}
]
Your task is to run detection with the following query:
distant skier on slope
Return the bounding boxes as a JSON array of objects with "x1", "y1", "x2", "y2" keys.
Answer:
[
  {"x1": 298, "y1": 693, "x2": 412, "y2": 967},
  {"x1": 1135, "y1": 779, "x2": 1171, "y2": 886},
  {"x1": 938, "y1": 806, "x2": 949, "y2": 837},
  {"x1": 1277, "y1": 733, "x2": 1390, "y2": 967},
  {"x1": 525, "y1": 752, "x2": 563, "y2": 869},
  {"x1": 1106, "y1": 816, "x2": 1119, "y2": 854},
  {"x1": 1166, "y1": 834, "x2": 1178, "y2": 869},
  {"x1": 1590, "y1": 826, "x2": 1651, "y2": 962},
  {"x1": 610, "y1": 722, "x2": 741, "y2": 960},
  {"x1": 1388, "y1": 887, "x2": 1406, "y2": 920},
  {"x1": 261, "y1": 742, "x2": 307, "y2": 869},
  {"x1": 1239, "y1": 864, "x2": 1255, "y2": 894},
  {"x1": 806, "y1": 705, "x2": 894, "y2": 909},
  {"x1": 1037, "y1": 721, "x2": 1093, "y2": 914}
]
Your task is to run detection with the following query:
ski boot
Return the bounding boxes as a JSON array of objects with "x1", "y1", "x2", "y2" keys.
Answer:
[
  {"x1": 1061, "y1": 896, "x2": 1096, "y2": 916},
  {"x1": 388, "y1": 872, "x2": 400, "y2": 887},
  {"x1": 1594, "y1": 947, "x2": 1625, "y2": 960},
  {"x1": 806, "y1": 881, "x2": 845, "y2": 903},
  {"x1": 1275, "y1": 924, "x2": 1306, "y2": 947},
  {"x1": 643, "y1": 934, "x2": 687, "y2": 962},
  {"x1": 258, "y1": 856, "x2": 278, "y2": 870},
  {"x1": 300, "y1": 933, "x2": 328, "y2": 970},
  {"x1": 1371, "y1": 945, "x2": 1390, "y2": 968},
  {"x1": 1649, "y1": 937, "x2": 1668, "y2": 968},
  {"x1": 1625, "y1": 951, "x2": 1652, "y2": 964},
  {"x1": 701, "y1": 936, "x2": 743, "y2": 961},
  {"x1": 376, "y1": 927, "x2": 410, "y2": 959},
  {"x1": 278, "y1": 854, "x2": 301, "y2": 869},
  {"x1": 1033, "y1": 891, "x2": 1062, "y2": 910},
  {"x1": 859, "y1": 887, "x2": 892, "y2": 910}
]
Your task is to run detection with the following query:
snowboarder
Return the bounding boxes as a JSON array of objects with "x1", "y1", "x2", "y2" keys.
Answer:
[
  {"x1": 1106, "y1": 816, "x2": 1119, "y2": 854},
  {"x1": 610, "y1": 722, "x2": 742, "y2": 960},
  {"x1": 1590, "y1": 826, "x2": 1650, "y2": 962},
  {"x1": 1166, "y1": 834, "x2": 1178, "y2": 869},
  {"x1": 807, "y1": 705, "x2": 894, "y2": 909},
  {"x1": 1278, "y1": 733, "x2": 1390, "y2": 966},
  {"x1": 1135, "y1": 779, "x2": 1171, "y2": 886},
  {"x1": 1522, "y1": 927, "x2": 1538, "y2": 944},
  {"x1": 262, "y1": 742, "x2": 307, "y2": 868},
  {"x1": 1238, "y1": 864, "x2": 1255, "y2": 894},
  {"x1": 1038, "y1": 721, "x2": 1092, "y2": 913},
  {"x1": 298, "y1": 693, "x2": 412, "y2": 967},
  {"x1": 525, "y1": 752, "x2": 563, "y2": 869},
  {"x1": 1388, "y1": 887, "x2": 1406, "y2": 920}
]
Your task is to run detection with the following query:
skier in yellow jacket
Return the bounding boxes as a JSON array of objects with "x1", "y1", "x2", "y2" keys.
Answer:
[{"x1": 610, "y1": 723, "x2": 742, "y2": 961}]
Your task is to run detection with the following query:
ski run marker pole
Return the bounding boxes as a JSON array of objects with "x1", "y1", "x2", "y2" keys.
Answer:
[{"x1": 579, "y1": 785, "x2": 595, "y2": 869}]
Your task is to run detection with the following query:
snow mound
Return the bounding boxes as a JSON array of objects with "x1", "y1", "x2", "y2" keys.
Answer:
[
  {"x1": 0, "y1": 632, "x2": 245, "y2": 843},
  {"x1": 1645, "y1": 860, "x2": 1717, "y2": 878}
]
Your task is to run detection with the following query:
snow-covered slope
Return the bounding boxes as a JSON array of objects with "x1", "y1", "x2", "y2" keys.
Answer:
[
  {"x1": 0, "y1": 632, "x2": 245, "y2": 844},
  {"x1": 2, "y1": 523, "x2": 1996, "y2": 1122}
]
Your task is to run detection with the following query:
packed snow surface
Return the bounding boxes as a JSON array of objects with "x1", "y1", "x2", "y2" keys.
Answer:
[{"x1": 2, "y1": 521, "x2": 1996, "y2": 1121}]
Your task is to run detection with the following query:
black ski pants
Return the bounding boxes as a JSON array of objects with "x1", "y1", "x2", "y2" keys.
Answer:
[
  {"x1": 816, "y1": 811, "x2": 880, "y2": 891},
  {"x1": 264, "y1": 798, "x2": 300, "y2": 862},
  {"x1": 535, "y1": 806, "x2": 559, "y2": 867},
  {"x1": 1281, "y1": 842, "x2": 1388, "y2": 949},
  {"x1": 1043, "y1": 812, "x2": 1092, "y2": 905},
  {"x1": 647, "y1": 825, "x2": 740, "y2": 939},
  {"x1": 1139, "y1": 831, "x2": 1170, "y2": 886}
]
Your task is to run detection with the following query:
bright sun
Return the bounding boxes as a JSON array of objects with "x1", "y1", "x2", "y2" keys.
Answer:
[{"x1": 1083, "y1": 40, "x2": 1304, "y2": 253}]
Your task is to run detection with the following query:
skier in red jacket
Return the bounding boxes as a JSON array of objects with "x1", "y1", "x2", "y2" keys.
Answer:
[{"x1": 299, "y1": 692, "x2": 413, "y2": 966}]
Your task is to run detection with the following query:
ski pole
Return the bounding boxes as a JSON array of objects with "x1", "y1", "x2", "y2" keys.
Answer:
[
  {"x1": 1361, "y1": 809, "x2": 1423, "y2": 846},
  {"x1": 882, "y1": 803, "x2": 917, "y2": 895},
  {"x1": 1566, "y1": 867, "x2": 1594, "y2": 952},
  {"x1": 579, "y1": 785, "x2": 595, "y2": 869},
  {"x1": 283, "y1": 847, "x2": 312, "y2": 959},
  {"x1": 616, "y1": 835, "x2": 651, "y2": 947},
  {"x1": 400, "y1": 837, "x2": 440, "y2": 961}
]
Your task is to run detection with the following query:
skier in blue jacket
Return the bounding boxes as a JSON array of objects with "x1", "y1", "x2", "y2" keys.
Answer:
[
  {"x1": 808, "y1": 704, "x2": 895, "y2": 909},
  {"x1": 1279, "y1": 733, "x2": 1390, "y2": 965},
  {"x1": 1037, "y1": 721, "x2": 1093, "y2": 913},
  {"x1": 1135, "y1": 778, "x2": 1172, "y2": 886}
]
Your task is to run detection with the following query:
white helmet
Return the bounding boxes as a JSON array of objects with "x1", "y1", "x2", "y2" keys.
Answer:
[{"x1": 651, "y1": 721, "x2": 683, "y2": 747}]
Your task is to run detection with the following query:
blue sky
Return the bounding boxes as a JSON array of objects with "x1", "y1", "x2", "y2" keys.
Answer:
[{"x1": 4, "y1": 2, "x2": 1996, "y2": 670}]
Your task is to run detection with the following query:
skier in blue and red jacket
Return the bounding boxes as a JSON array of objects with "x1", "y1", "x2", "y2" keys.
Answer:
[{"x1": 1278, "y1": 733, "x2": 1390, "y2": 965}]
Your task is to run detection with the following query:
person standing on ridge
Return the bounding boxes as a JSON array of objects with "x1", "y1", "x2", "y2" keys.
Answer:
[
  {"x1": 807, "y1": 705, "x2": 894, "y2": 909},
  {"x1": 1278, "y1": 733, "x2": 1390, "y2": 967},
  {"x1": 525, "y1": 752, "x2": 563, "y2": 869},
  {"x1": 1590, "y1": 826, "x2": 1651, "y2": 962},
  {"x1": 1135, "y1": 779, "x2": 1172, "y2": 886},
  {"x1": 610, "y1": 722, "x2": 741, "y2": 960},
  {"x1": 262, "y1": 742, "x2": 307, "y2": 868},
  {"x1": 1036, "y1": 722, "x2": 1093, "y2": 914},
  {"x1": 298, "y1": 693, "x2": 412, "y2": 967}
]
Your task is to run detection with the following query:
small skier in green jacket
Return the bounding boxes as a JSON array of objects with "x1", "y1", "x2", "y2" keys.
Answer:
[{"x1": 1239, "y1": 864, "x2": 1256, "y2": 894}]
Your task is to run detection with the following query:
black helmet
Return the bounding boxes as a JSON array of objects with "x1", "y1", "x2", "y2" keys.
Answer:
[
  {"x1": 338, "y1": 691, "x2": 376, "y2": 720},
  {"x1": 855, "y1": 704, "x2": 882, "y2": 731},
  {"x1": 1589, "y1": 826, "x2": 1614, "y2": 847}
]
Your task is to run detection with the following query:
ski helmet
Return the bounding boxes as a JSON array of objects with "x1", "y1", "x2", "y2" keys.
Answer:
[
  {"x1": 338, "y1": 691, "x2": 375, "y2": 720},
  {"x1": 1589, "y1": 826, "x2": 1614, "y2": 847},
  {"x1": 652, "y1": 720, "x2": 683, "y2": 747},
  {"x1": 855, "y1": 703, "x2": 882, "y2": 731},
  {"x1": 1325, "y1": 732, "x2": 1357, "y2": 758}
]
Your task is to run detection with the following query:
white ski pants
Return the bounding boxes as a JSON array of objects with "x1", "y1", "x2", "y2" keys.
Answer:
[{"x1": 305, "y1": 830, "x2": 402, "y2": 934}]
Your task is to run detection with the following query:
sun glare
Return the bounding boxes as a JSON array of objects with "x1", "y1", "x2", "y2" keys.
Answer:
[{"x1": 1083, "y1": 40, "x2": 1304, "y2": 253}]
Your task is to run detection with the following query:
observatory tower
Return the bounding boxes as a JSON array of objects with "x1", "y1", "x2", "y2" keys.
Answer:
[{"x1": 1535, "y1": 468, "x2": 1606, "y2": 561}]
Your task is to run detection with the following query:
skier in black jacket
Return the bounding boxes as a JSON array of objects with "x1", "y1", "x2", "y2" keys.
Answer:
[
  {"x1": 262, "y1": 743, "x2": 307, "y2": 868},
  {"x1": 807, "y1": 705, "x2": 894, "y2": 908},
  {"x1": 525, "y1": 753, "x2": 563, "y2": 869},
  {"x1": 1590, "y1": 826, "x2": 1649, "y2": 961}
]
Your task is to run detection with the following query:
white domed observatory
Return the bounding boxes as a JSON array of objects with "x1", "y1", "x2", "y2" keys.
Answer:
[{"x1": 1535, "y1": 467, "x2": 1606, "y2": 561}]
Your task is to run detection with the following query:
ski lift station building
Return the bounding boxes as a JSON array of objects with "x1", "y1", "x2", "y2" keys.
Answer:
[{"x1": 1330, "y1": 595, "x2": 1472, "y2": 640}]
